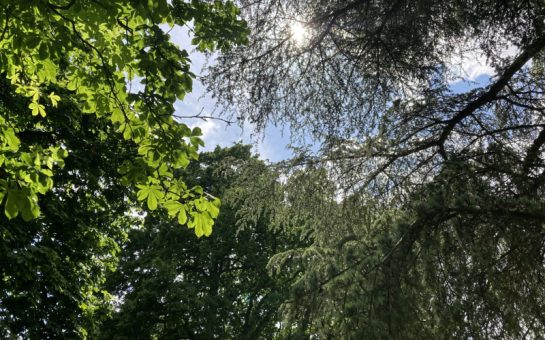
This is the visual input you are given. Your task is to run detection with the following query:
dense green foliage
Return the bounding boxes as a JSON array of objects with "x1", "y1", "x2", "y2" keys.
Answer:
[
  {"x1": 255, "y1": 160, "x2": 545, "y2": 338},
  {"x1": 100, "y1": 145, "x2": 300, "y2": 339},
  {"x1": 0, "y1": 0, "x2": 247, "y2": 234},
  {"x1": 0, "y1": 0, "x2": 248, "y2": 337},
  {"x1": 0, "y1": 79, "x2": 133, "y2": 338},
  {"x1": 2, "y1": 0, "x2": 545, "y2": 339}
]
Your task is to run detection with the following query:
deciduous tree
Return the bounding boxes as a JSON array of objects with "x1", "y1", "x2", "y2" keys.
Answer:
[
  {"x1": 101, "y1": 145, "x2": 301, "y2": 339},
  {"x1": 0, "y1": 0, "x2": 247, "y2": 233}
]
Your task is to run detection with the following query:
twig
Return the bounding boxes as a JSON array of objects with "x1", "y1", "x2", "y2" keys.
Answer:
[{"x1": 174, "y1": 113, "x2": 236, "y2": 125}]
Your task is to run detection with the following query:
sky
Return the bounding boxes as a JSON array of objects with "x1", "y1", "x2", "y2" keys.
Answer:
[
  {"x1": 165, "y1": 25, "x2": 293, "y2": 163},
  {"x1": 165, "y1": 24, "x2": 512, "y2": 163}
]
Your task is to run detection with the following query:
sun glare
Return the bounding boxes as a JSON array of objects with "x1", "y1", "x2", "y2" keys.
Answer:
[{"x1": 290, "y1": 22, "x2": 308, "y2": 45}]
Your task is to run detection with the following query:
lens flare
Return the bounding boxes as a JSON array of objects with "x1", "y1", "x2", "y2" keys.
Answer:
[{"x1": 290, "y1": 22, "x2": 307, "y2": 45}]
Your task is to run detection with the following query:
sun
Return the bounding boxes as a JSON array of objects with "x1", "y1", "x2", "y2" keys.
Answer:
[{"x1": 290, "y1": 22, "x2": 308, "y2": 45}]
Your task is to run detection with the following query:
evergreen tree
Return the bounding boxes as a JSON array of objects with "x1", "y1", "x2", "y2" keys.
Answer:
[
  {"x1": 207, "y1": 1, "x2": 545, "y2": 337},
  {"x1": 263, "y1": 160, "x2": 545, "y2": 338},
  {"x1": 207, "y1": 0, "x2": 545, "y2": 193}
]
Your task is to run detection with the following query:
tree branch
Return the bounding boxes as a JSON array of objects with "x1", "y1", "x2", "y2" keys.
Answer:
[
  {"x1": 47, "y1": 0, "x2": 76, "y2": 10},
  {"x1": 523, "y1": 127, "x2": 545, "y2": 173},
  {"x1": 437, "y1": 34, "x2": 545, "y2": 158}
]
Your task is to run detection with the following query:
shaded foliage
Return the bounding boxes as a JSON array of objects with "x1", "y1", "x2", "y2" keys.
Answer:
[
  {"x1": 238, "y1": 157, "x2": 545, "y2": 338},
  {"x1": 0, "y1": 80, "x2": 134, "y2": 338},
  {"x1": 101, "y1": 145, "x2": 302, "y2": 339},
  {"x1": 207, "y1": 1, "x2": 545, "y2": 337}
]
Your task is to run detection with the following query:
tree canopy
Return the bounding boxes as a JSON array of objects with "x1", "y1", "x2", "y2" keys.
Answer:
[
  {"x1": 208, "y1": 0, "x2": 545, "y2": 193},
  {"x1": 0, "y1": 78, "x2": 134, "y2": 338},
  {"x1": 0, "y1": 0, "x2": 248, "y2": 337},
  {"x1": 100, "y1": 144, "x2": 302, "y2": 339},
  {"x1": 0, "y1": 0, "x2": 247, "y2": 234},
  {"x1": 2, "y1": 0, "x2": 545, "y2": 338},
  {"x1": 204, "y1": 0, "x2": 545, "y2": 338}
]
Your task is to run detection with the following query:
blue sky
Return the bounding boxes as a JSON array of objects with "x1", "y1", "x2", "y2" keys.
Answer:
[
  {"x1": 165, "y1": 25, "x2": 294, "y2": 162},
  {"x1": 165, "y1": 25, "x2": 513, "y2": 163}
]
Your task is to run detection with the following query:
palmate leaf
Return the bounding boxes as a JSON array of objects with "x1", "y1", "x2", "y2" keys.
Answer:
[
  {"x1": 28, "y1": 87, "x2": 40, "y2": 102},
  {"x1": 195, "y1": 197, "x2": 221, "y2": 218},
  {"x1": 136, "y1": 184, "x2": 165, "y2": 211},
  {"x1": 29, "y1": 102, "x2": 46, "y2": 117},
  {"x1": 48, "y1": 92, "x2": 60, "y2": 107},
  {"x1": 164, "y1": 200, "x2": 184, "y2": 217},
  {"x1": 164, "y1": 200, "x2": 188, "y2": 224},
  {"x1": 188, "y1": 211, "x2": 214, "y2": 238}
]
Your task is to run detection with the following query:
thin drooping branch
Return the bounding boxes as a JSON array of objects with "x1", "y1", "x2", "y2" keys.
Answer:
[
  {"x1": 310, "y1": 0, "x2": 370, "y2": 24},
  {"x1": 523, "y1": 127, "x2": 545, "y2": 173}
]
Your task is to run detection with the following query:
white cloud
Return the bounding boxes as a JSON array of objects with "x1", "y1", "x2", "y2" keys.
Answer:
[
  {"x1": 447, "y1": 39, "x2": 519, "y2": 83},
  {"x1": 457, "y1": 52, "x2": 495, "y2": 81},
  {"x1": 189, "y1": 118, "x2": 220, "y2": 140}
]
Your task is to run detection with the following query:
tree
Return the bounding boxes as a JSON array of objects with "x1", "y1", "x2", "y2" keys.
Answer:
[
  {"x1": 100, "y1": 145, "x2": 301, "y2": 339},
  {"x1": 206, "y1": 0, "x2": 545, "y2": 337},
  {"x1": 0, "y1": 0, "x2": 248, "y2": 337},
  {"x1": 0, "y1": 77, "x2": 134, "y2": 338},
  {"x1": 207, "y1": 0, "x2": 545, "y2": 192},
  {"x1": 0, "y1": 0, "x2": 248, "y2": 234},
  {"x1": 259, "y1": 160, "x2": 545, "y2": 338}
]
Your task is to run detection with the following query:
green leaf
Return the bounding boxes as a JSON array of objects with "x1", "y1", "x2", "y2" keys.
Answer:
[
  {"x1": 110, "y1": 108, "x2": 124, "y2": 123},
  {"x1": 21, "y1": 153, "x2": 33, "y2": 166},
  {"x1": 4, "y1": 128, "x2": 20, "y2": 150},
  {"x1": 177, "y1": 207, "x2": 187, "y2": 224},
  {"x1": 195, "y1": 197, "x2": 206, "y2": 212},
  {"x1": 192, "y1": 186, "x2": 204, "y2": 195},
  {"x1": 147, "y1": 191, "x2": 158, "y2": 210},
  {"x1": 29, "y1": 102, "x2": 46, "y2": 117},
  {"x1": 191, "y1": 127, "x2": 202, "y2": 136},
  {"x1": 48, "y1": 92, "x2": 61, "y2": 107},
  {"x1": 5, "y1": 190, "x2": 23, "y2": 220},
  {"x1": 137, "y1": 185, "x2": 164, "y2": 211},
  {"x1": 188, "y1": 211, "x2": 213, "y2": 238},
  {"x1": 40, "y1": 169, "x2": 54, "y2": 177},
  {"x1": 21, "y1": 197, "x2": 40, "y2": 222},
  {"x1": 190, "y1": 136, "x2": 205, "y2": 147},
  {"x1": 207, "y1": 198, "x2": 221, "y2": 218},
  {"x1": 164, "y1": 200, "x2": 183, "y2": 217},
  {"x1": 28, "y1": 88, "x2": 40, "y2": 102},
  {"x1": 136, "y1": 185, "x2": 149, "y2": 201},
  {"x1": 175, "y1": 152, "x2": 190, "y2": 168}
]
